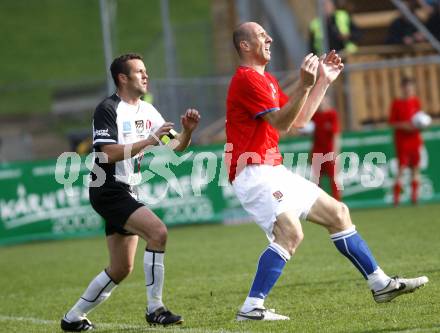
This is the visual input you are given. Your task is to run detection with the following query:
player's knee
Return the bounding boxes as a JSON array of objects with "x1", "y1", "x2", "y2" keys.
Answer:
[
  {"x1": 293, "y1": 229, "x2": 304, "y2": 246},
  {"x1": 285, "y1": 229, "x2": 304, "y2": 254},
  {"x1": 149, "y1": 225, "x2": 168, "y2": 247},
  {"x1": 334, "y1": 202, "x2": 351, "y2": 230}
]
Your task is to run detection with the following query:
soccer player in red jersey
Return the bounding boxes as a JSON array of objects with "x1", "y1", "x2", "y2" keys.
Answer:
[
  {"x1": 389, "y1": 77, "x2": 423, "y2": 205},
  {"x1": 311, "y1": 95, "x2": 341, "y2": 200},
  {"x1": 226, "y1": 22, "x2": 428, "y2": 321}
]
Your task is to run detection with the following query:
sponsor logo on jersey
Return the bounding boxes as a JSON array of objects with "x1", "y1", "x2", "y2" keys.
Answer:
[
  {"x1": 135, "y1": 120, "x2": 144, "y2": 134},
  {"x1": 94, "y1": 128, "x2": 110, "y2": 137},
  {"x1": 123, "y1": 121, "x2": 132, "y2": 133},
  {"x1": 272, "y1": 190, "x2": 283, "y2": 202}
]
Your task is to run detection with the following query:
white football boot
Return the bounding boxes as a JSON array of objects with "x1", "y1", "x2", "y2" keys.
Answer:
[
  {"x1": 373, "y1": 275, "x2": 429, "y2": 303},
  {"x1": 236, "y1": 308, "x2": 290, "y2": 321}
]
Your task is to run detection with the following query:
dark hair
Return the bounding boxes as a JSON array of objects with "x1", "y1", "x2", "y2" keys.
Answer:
[
  {"x1": 401, "y1": 76, "x2": 415, "y2": 87},
  {"x1": 232, "y1": 23, "x2": 251, "y2": 55},
  {"x1": 110, "y1": 53, "x2": 143, "y2": 87}
]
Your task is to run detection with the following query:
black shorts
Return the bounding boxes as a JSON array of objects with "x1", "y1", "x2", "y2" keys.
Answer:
[{"x1": 89, "y1": 181, "x2": 144, "y2": 236}]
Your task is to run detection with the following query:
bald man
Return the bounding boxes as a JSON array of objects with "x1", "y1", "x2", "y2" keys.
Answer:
[{"x1": 225, "y1": 22, "x2": 428, "y2": 321}]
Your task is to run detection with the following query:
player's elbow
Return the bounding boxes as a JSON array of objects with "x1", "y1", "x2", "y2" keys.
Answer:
[
  {"x1": 269, "y1": 117, "x2": 290, "y2": 131},
  {"x1": 100, "y1": 145, "x2": 119, "y2": 163},
  {"x1": 103, "y1": 150, "x2": 118, "y2": 163},
  {"x1": 275, "y1": 122, "x2": 290, "y2": 131},
  {"x1": 262, "y1": 111, "x2": 289, "y2": 131},
  {"x1": 291, "y1": 120, "x2": 307, "y2": 129}
]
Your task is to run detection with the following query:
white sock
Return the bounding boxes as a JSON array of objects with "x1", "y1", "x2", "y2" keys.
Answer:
[
  {"x1": 65, "y1": 270, "x2": 117, "y2": 322},
  {"x1": 367, "y1": 267, "x2": 391, "y2": 291},
  {"x1": 144, "y1": 250, "x2": 165, "y2": 313},
  {"x1": 241, "y1": 297, "x2": 265, "y2": 313}
]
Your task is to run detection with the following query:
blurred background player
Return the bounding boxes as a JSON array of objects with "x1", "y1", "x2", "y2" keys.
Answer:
[
  {"x1": 388, "y1": 76, "x2": 423, "y2": 205},
  {"x1": 310, "y1": 95, "x2": 341, "y2": 201}
]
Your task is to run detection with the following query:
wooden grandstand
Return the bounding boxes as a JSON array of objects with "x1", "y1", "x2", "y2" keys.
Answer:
[{"x1": 207, "y1": 0, "x2": 440, "y2": 143}]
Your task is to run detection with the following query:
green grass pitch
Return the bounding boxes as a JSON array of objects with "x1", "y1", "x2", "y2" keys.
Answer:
[{"x1": 0, "y1": 204, "x2": 439, "y2": 333}]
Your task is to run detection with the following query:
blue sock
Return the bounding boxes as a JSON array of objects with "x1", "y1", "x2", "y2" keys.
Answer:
[
  {"x1": 248, "y1": 243, "x2": 290, "y2": 299},
  {"x1": 331, "y1": 226, "x2": 378, "y2": 279}
]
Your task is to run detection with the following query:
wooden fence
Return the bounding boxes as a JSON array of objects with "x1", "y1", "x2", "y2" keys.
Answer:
[{"x1": 338, "y1": 44, "x2": 440, "y2": 130}]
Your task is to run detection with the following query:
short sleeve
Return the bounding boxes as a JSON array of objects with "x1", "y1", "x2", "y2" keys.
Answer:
[
  {"x1": 241, "y1": 72, "x2": 281, "y2": 118},
  {"x1": 92, "y1": 104, "x2": 118, "y2": 147}
]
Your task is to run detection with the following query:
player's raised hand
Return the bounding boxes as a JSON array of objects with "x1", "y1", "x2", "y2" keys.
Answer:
[
  {"x1": 154, "y1": 122, "x2": 175, "y2": 138},
  {"x1": 318, "y1": 50, "x2": 344, "y2": 84},
  {"x1": 301, "y1": 53, "x2": 320, "y2": 88},
  {"x1": 181, "y1": 108, "x2": 200, "y2": 132}
]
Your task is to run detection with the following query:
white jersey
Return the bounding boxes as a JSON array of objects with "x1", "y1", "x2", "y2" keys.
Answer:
[{"x1": 92, "y1": 94, "x2": 165, "y2": 185}]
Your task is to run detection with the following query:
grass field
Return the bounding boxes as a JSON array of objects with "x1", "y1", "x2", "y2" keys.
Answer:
[
  {"x1": 0, "y1": 0, "x2": 213, "y2": 114},
  {"x1": 0, "y1": 204, "x2": 439, "y2": 333}
]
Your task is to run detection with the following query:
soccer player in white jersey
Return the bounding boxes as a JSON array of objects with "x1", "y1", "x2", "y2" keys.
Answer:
[
  {"x1": 61, "y1": 53, "x2": 200, "y2": 331},
  {"x1": 226, "y1": 22, "x2": 428, "y2": 321}
]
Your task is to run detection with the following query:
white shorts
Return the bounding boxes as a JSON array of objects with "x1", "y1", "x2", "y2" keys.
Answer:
[{"x1": 232, "y1": 164, "x2": 321, "y2": 240}]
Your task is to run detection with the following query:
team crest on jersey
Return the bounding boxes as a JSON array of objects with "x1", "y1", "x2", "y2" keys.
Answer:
[
  {"x1": 135, "y1": 120, "x2": 144, "y2": 134},
  {"x1": 145, "y1": 120, "x2": 152, "y2": 129},
  {"x1": 273, "y1": 190, "x2": 283, "y2": 202}
]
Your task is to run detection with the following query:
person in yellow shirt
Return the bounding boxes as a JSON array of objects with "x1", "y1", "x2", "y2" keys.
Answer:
[{"x1": 309, "y1": 0, "x2": 360, "y2": 55}]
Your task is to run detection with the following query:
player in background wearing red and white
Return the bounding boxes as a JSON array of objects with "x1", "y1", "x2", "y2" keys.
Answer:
[
  {"x1": 389, "y1": 77, "x2": 423, "y2": 205},
  {"x1": 311, "y1": 95, "x2": 341, "y2": 201},
  {"x1": 226, "y1": 22, "x2": 428, "y2": 321}
]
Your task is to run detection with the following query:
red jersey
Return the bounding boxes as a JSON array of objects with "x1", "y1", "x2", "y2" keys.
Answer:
[
  {"x1": 388, "y1": 97, "x2": 422, "y2": 149},
  {"x1": 226, "y1": 66, "x2": 289, "y2": 182},
  {"x1": 311, "y1": 108, "x2": 340, "y2": 153}
]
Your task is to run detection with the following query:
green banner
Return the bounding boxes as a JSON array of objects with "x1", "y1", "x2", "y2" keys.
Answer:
[{"x1": 1, "y1": 127, "x2": 440, "y2": 245}]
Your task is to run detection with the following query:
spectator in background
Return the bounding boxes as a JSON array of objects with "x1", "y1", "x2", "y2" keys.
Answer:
[
  {"x1": 386, "y1": 0, "x2": 426, "y2": 45},
  {"x1": 426, "y1": 0, "x2": 440, "y2": 40},
  {"x1": 310, "y1": 95, "x2": 341, "y2": 201},
  {"x1": 309, "y1": 0, "x2": 360, "y2": 55},
  {"x1": 388, "y1": 77, "x2": 423, "y2": 205}
]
